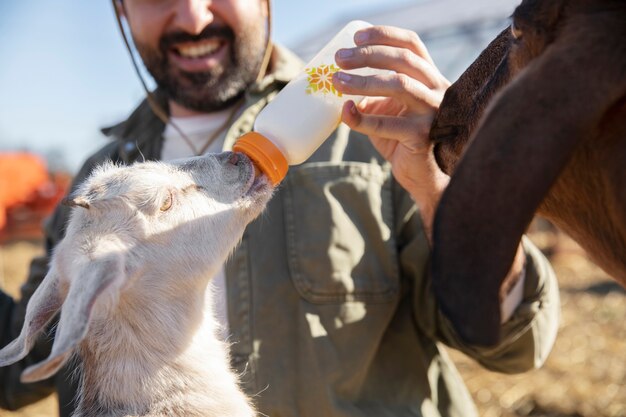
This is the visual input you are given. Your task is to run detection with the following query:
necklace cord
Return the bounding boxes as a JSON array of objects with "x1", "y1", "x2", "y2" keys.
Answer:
[
  {"x1": 186, "y1": 98, "x2": 245, "y2": 156},
  {"x1": 113, "y1": 1, "x2": 170, "y2": 127}
]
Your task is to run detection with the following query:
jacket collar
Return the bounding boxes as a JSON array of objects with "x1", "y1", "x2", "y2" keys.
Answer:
[{"x1": 100, "y1": 89, "x2": 169, "y2": 162}]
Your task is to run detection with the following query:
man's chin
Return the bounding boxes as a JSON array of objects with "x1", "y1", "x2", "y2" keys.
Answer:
[
  {"x1": 166, "y1": 85, "x2": 245, "y2": 113},
  {"x1": 153, "y1": 61, "x2": 256, "y2": 112}
]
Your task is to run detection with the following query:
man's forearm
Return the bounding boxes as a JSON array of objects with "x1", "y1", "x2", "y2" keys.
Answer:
[{"x1": 406, "y1": 170, "x2": 449, "y2": 245}]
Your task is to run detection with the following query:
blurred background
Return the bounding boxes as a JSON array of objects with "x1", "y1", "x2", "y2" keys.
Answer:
[{"x1": 0, "y1": 0, "x2": 624, "y2": 416}]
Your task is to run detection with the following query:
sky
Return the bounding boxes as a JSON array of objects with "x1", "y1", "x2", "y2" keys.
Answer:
[{"x1": 0, "y1": 0, "x2": 412, "y2": 172}]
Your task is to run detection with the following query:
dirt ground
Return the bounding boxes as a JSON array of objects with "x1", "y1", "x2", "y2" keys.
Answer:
[{"x1": 0, "y1": 226, "x2": 624, "y2": 417}]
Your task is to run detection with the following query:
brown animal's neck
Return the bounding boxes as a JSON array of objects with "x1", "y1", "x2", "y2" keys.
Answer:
[
  {"x1": 542, "y1": 206, "x2": 626, "y2": 282},
  {"x1": 539, "y1": 121, "x2": 626, "y2": 283}
]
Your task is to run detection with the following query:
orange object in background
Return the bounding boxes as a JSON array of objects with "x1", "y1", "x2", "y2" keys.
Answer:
[{"x1": 0, "y1": 152, "x2": 70, "y2": 241}]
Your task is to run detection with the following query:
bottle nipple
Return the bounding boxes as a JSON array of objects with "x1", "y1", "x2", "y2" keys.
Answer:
[
  {"x1": 233, "y1": 132, "x2": 288, "y2": 186},
  {"x1": 253, "y1": 163, "x2": 262, "y2": 178}
]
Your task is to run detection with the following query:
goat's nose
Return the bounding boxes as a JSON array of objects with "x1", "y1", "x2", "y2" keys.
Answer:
[{"x1": 227, "y1": 152, "x2": 240, "y2": 166}]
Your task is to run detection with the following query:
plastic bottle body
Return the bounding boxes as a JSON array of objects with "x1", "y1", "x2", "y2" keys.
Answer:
[
  {"x1": 234, "y1": 20, "x2": 387, "y2": 185},
  {"x1": 252, "y1": 76, "x2": 341, "y2": 165}
]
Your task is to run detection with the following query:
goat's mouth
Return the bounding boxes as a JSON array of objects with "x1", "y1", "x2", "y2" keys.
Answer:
[
  {"x1": 237, "y1": 154, "x2": 272, "y2": 199},
  {"x1": 429, "y1": 125, "x2": 461, "y2": 144},
  {"x1": 246, "y1": 171, "x2": 271, "y2": 197},
  {"x1": 430, "y1": 124, "x2": 471, "y2": 174}
]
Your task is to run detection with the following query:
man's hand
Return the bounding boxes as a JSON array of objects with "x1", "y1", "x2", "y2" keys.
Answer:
[{"x1": 332, "y1": 25, "x2": 451, "y2": 240}]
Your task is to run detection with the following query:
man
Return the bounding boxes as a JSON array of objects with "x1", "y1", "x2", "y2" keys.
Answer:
[{"x1": 0, "y1": 0, "x2": 560, "y2": 416}]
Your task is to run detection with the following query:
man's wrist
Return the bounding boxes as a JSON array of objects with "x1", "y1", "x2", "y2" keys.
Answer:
[
  {"x1": 408, "y1": 172, "x2": 450, "y2": 244},
  {"x1": 500, "y1": 245, "x2": 527, "y2": 323}
]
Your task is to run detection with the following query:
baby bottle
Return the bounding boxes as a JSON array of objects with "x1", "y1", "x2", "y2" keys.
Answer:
[{"x1": 234, "y1": 20, "x2": 386, "y2": 185}]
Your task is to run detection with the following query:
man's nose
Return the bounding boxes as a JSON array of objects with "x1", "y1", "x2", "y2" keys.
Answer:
[{"x1": 173, "y1": 0, "x2": 214, "y2": 35}]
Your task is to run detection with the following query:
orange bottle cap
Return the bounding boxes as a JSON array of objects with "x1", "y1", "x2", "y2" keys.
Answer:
[{"x1": 233, "y1": 132, "x2": 288, "y2": 186}]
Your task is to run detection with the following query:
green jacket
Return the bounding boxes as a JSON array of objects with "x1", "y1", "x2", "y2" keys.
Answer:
[{"x1": 0, "y1": 45, "x2": 560, "y2": 417}]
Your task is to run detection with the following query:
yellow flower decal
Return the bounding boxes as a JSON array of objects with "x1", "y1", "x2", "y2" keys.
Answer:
[{"x1": 305, "y1": 64, "x2": 342, "y2": 97}]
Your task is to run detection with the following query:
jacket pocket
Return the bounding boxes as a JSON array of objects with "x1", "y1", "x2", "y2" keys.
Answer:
[{"x1": 283, "y1": 162, "x2": 400, "y2": 304}]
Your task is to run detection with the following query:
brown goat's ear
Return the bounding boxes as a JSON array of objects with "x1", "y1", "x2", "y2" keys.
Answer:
[
  {"x1": 431, "y1": 21, "x2": 626, "y2": 347},
  {"x1": 20, "y1": 254, "x2": 124, "y2": 383},
  {"x1": 0, "y1": 266, "x2": 65, "y2": 367},
  {"x1": 62, "y1": 196, "x2": 90, "y2": 210}
]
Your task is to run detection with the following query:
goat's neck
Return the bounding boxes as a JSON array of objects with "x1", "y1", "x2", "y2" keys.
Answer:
[
  {"x1": 540, "y1": 141, "x2": 626, "y2": 283},
  {"x1": 74, "y1": 271, "x2": 254, "y2": 417}
]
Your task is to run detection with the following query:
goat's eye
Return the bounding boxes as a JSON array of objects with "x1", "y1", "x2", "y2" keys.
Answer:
[
  {"x1": 160, "y1": 192, "x2": 173, "y2": 211},
  {"x1": 510, "y1": 22, "x2": 523, "y2": 40}
]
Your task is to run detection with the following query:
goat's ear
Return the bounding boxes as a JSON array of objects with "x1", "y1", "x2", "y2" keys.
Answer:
[
  {"x1": 431, "y1": 22, "x2": 626, "y2": 347},
  {"x1": 20, "y1": 255, "x2": 123, "y2": 383},
  {"x1": 0, "y1": 266, "x2": 64, "y2": 367}
]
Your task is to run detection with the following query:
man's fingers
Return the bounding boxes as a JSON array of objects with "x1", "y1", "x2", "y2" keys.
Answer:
[
  {"x1": 333, "y1": 72, "x2": 442, "y2": 112},
  {"x1": 336, "y1": 45, "x2": 443, "y2": 90},
  {"x1": 353, "y1": 25, "x2": 435, "y2": 66},
  {"x1": 341, "y1": 101, "x2": 433, "y2": 152}
]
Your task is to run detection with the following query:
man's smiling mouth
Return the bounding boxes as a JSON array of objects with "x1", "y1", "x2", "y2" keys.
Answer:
[{"x1": 174, "y1": 39, "x2": 223, "y2": 59}]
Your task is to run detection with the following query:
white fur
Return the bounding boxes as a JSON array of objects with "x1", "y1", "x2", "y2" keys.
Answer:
[{"x1": 0, "y1": 152, "x2": 273, "y2": 417}]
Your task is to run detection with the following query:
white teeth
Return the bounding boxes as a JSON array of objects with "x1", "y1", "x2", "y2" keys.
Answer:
[{"x1": 177, "y1": 41, "x2": 221, "y2": 58}]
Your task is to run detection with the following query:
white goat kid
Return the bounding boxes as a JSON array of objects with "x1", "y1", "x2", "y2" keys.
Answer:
[{"x1": 0, "y1": 152, "x2": 272, "y2": 417}]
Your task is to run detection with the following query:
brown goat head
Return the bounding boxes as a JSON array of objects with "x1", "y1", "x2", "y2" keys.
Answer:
[
  {"x1": 429, "y1": 0, "x2": 626, "y2": 346},
  {"x1": 432, "y1": 0, "x2": 572, "y2": 173}
]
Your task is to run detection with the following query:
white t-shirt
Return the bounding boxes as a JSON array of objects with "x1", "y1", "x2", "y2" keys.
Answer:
[
  {"x1": 161, "y1": 107, "x2": 238, "y2": 339},
  {"x1": 162, "y1": 107, "x2": 236, "y2": 159}
]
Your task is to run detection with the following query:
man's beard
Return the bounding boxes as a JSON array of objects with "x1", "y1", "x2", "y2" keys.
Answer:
[{"x1": 136, "y1": 23, "x2": 267, "y2": 112}]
